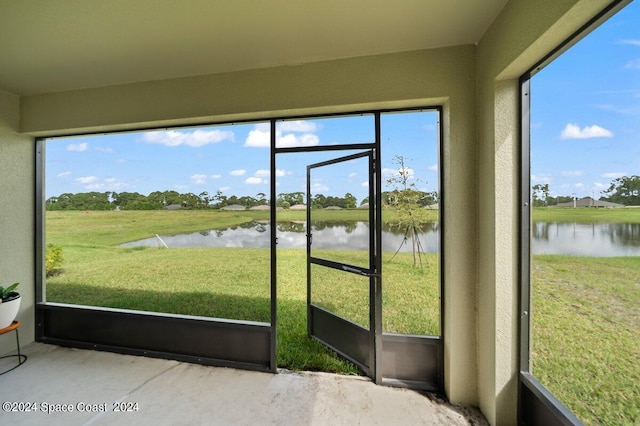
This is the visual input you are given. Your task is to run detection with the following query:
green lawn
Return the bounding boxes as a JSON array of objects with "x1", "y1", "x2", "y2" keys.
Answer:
[
  {"x1": 46, "y1": 209, "x2": 440, "y2": 373},
  {"x1": 532, "y1": 206, "x2": 640, "y2": 223},
  {"x1": 531, "y1": 255, "x2": 640, "y2": 425},
  {"x1": 44, "y1": 208, "x2": 640, "y2": 425}
]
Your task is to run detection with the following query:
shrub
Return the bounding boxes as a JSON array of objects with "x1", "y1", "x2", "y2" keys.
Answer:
[{"x1": 46, "y1": 244, "x2": 64, "y2": 277}]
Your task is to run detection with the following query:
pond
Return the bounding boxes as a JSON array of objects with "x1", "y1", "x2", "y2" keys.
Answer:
[
  {"x1": 532, "y1": 222, "x2": 640, "y2": 256},
  {"x1": 121, "y1": 221, "x2": 440, "y2": 253},
  {"x1": 121, "y1": 221, "x2": 640, "y2": 256}
]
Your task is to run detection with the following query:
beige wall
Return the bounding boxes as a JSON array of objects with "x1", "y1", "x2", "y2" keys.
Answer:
[
  {"x1": 0, "y1": 90, "x2": 35, "y2": 355},
  {"x1": 475, "y1": 0, "x2": 622, "y2": 424},
  {"x1": 3, "y1": 0, "x2": 625, "y2": 422},
  {"x1": 19, "y1": 46, "x2": 481, "y2": 403}
]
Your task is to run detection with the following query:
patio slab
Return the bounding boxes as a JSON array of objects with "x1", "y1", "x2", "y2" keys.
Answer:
[{"x1": 0, "y1": 343, "x2": 487, "y2": 425}]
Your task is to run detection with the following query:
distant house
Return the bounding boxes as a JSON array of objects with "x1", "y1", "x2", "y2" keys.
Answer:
[
  {"x1": 554, "y1": 196, "x2": 624, "y2": 208},
  {"x1": 249, "y1": 205, "x2": 270, "y2": 211},
  {"x1": 165, "y1": 204, "x2": 184, "y2": 210},
  {"x1": 324, "y1": 206, "x2": 342, "y2": 210},
  {"x1": 289, "y1": 204, "x2": 306, "y2": 210},
  {"x1": 220, "y1": 204, "x2": 247, "y2": 211}
]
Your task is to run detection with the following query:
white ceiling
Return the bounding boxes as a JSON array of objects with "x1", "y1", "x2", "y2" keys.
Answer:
[{"x1": 0, "y1": 0, "x2": 508, "y2": 96}]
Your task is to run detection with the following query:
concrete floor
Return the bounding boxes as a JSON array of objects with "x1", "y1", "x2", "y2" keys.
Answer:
[{"x1": 0, "y1": 343, "x2": 488, "y2": 425}]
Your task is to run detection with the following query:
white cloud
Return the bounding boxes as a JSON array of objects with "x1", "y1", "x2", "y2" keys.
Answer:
[
  {"x1": 191, "y1": 174, "x2": 208, "y2": 184},
  {"x1": 624, "y1": 59, "x2": 640, "y2": 70},
  {"x1": 255, "y1": 169, "x2": 287, "y2": 177},
  {"x1": 142, "y1": 129, "x2": 234, "y2": 147},
  {"x1": 381, "y1": 167, "x2": 415, "y2": 180},
  {"x1": 361, "y1": 181, "x2": 369, "y2": 187},
  {"x1": 244, "y1": 125, "x2": 270, "y2": 147},
  {"x1": 218, "y1": 186, "x2": 231, "y2": 192},
  {"x1": 95, "y1": 147, "x2": 114, "y2": 153},
  {"x1": 87, "y1": 179, "x2": 128, "y2": 191},
  {"x1": 245, "y1": 177, "x2": 266, "y2": 185},
  {"x1": 619, "y1": 39, "x2": 640, "y2": 46},
  {"x1": 531, "y1": 174, "x2": 553, "y2": 184},
  {"x1": 57, "y1": 171, "x2": 72, "y2": 177},
  {"x1": 244, "y1": 123, "x2": 320, "y2": 148},
  {"x1": 601, "y1": 172, "x2": 627, "y2": 179},
  {"x1": 76, "y1": 176, "x2": 97, "y2": 184},
  {"x1": 66, "y1": 142, "x2": 88, "y2": 152},
  {"x1": 311, "y1": 182, "x2": 329, "y2": 192},
  {"x1": 276, "y1": 133, "x2": 320, "y2": 148},
  {"x1": 381, "y1": 168, "x2": 396, "y2": 177},
  {"x1": 85, "y1": 184, "x2": 105, "y2": 190},
  {"x1": 278, "y1": 120, "x2": 319, "y2": 132},
  {"x1": 560, "y1": 123, "x2": 613, "y2": 139},
  {"x1": 211, "y1": 174, "x2": 222, "y2": 179},
  {"x1": 574, "y1": 183, "x2": 585, "y2": 190},
  {"x1": 428, "y1": 164, "x2": 438, "y2": 172},
  {"x1": 593, "y1": 182, "x2": 606, "y2": 189},
  {"x1": 348, "y1": 172, "x2": 357, "y2": 179},
  {"x1": 561, "y1": 171, "x2": 584, "y2": 177},
  {"x1": 230, "y1": 169, "x2": 246, "y2": 176}
]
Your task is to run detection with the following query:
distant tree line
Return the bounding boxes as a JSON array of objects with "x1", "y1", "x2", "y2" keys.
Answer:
[
  {"x1": 45, "y1": 190, "x2": 365, "y2": 211},
  {"x1": 532, "y1": 175, "x2": 640, "y2": 207}
]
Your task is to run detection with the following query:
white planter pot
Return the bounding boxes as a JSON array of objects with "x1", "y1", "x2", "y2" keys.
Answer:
[{"x1": 0, "y1": 295, "x2": 20, "y2": 329}]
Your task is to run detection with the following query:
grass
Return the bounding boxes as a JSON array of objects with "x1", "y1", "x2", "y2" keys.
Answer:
[
  {"x1": 533, "y1": 206, "x2": 640, "y2": 223},
  {"x1": 532, "y1": 256, "x2": 640, "y2": 425},
  {"x1": 45, "y1": 208, "x2": 640, "y2": 425},
  {"x1": 46, "y1": 209, "x2": 440, "y2": 374}
]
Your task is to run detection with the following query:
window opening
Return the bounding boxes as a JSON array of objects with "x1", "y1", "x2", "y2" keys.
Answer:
[{"x1": 522, "y1": 2, "x2": 639, "y2": 424}]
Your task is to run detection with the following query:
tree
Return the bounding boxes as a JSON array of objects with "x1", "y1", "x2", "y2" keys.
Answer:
[
  {"x1": 212, "y1": 190, "x2": 227, "y2": 208},
  {"x1": 601, "y1": 175, "x2": 640, "y2": 206},
  {"x1": 386, "y1": 156, "x2": 430, "y2": 267},
  {"x1": 532, "y1": 183, "x2": 550, "y2": 207},
  {"x1": 198, "y1": 191, "x2": 211, "y2": 207},
  {"x1": 343, "y1": 193, "x2": 357, "y2": 209},
  {"x1": 255, "y1": 192, "x2": 267, "y2": 205},
  {"x1": 277, "y1": 192, "x2": 304, "y2": 208}
]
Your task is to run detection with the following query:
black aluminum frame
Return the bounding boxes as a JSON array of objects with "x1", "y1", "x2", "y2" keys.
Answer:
[
  {"x1": 35, "y1": 107, "x2": 443, "y2": 390},
  {"x1": 518, "y1": 1, "x2": 630, "y2": 424},
  {"x1": 306, "y1": 149, "x2": 378, "y2": 378}
]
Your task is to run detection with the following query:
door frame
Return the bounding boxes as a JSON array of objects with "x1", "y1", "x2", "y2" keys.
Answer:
[{"x1": 305, "y1": 149, "x2": 381, "y2": 380}]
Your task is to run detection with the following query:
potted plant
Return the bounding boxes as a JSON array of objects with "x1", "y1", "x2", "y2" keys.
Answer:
[{"x1": 0, "y1": 282, "x2": 20, "y2": 329}]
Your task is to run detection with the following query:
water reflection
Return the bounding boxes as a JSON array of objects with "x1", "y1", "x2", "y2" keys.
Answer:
[
  {"x1": 532, "y1": 222, "x2": 640, "y2": 256},
  {"x1": 121, "y1": 220, "x2": 440, "y2": 253},
  {"x1": 121, "y1": 220, "x2": 640, "y2": 256}
]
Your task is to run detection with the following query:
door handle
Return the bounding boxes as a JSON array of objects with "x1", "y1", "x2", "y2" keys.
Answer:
[{"x1": 342, "y1": 265, "x2": 378, "y2": 278}]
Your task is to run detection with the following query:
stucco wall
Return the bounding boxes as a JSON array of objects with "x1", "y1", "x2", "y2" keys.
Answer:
[
  {"x1": 0, "y1": 90, "x2": 35, "y2": 355},
  {"x1": 19, "y1": 46, "x2": 480, "y2": 404},
  {"x1": 476, "y1": 0, "x2": 621, "y2": 424},
  {"x1": 4, "y1": 0, "x2": 627, "y2": 421}
]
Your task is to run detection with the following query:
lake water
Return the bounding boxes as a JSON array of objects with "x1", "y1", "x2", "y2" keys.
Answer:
[
  {"x1": 532, "y1": 222, "x2": 640, "y2": 256},
  {"x1": 121, "y1": 221, "x2": 440, "y2": 253},
  {"x1": 121, "y1": 221, "x2": 640, "y2": 256}
]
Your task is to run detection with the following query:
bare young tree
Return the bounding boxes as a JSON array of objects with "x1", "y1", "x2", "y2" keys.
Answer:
[{"x1": 386, "y1": 156, "x2": 429, "y2": 267}]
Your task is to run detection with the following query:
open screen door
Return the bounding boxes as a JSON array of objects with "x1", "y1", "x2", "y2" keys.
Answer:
[{"x1": 306, "y1": 150, "x2": 380, "y2": 379}]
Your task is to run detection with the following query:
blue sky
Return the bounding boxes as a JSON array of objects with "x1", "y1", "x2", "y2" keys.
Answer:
[
  {"x1": 46, "y1": 2, "x2": 639, "y2": 205},
  {"x1": 46, "y1": 111, "x2": 439, "y2": 205},
  {"x1": 531, "y1": 1, "x2": 640, "y2": 199}
]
